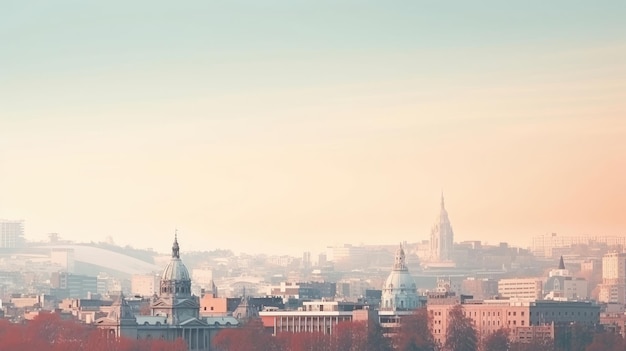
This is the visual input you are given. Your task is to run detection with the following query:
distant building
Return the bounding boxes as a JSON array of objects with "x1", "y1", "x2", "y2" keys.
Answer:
[
  {"x1": 0, "y1": 220, "x2": 24, "y2": 248},
  {"x1": 268, "y1": 281, "x2": 336, "y2": 302},
  {"x1": 326, "y1": 244, "x2": 367, "y2": 271},
  {"x1": 498, "y1": 278, "x2": 543, "y2": 300},
  {"x1": 50, "y1": 272, "x2": 98, "y2": 299},
  {"x1": 544, "y1": 256, "x2": 588, "y2": 300},
  {"x1": 429, "y1": 194, "x2": 454, "y2": 264},
  {"x1": 131, "y1": 274, "x2": 160, "y2": 297},
  {"x1": 532, "y1": 233, "x2": 626, "y2": 258},
  {"x1": 461, "y1": 277, "x2": 499, "y2": 300}
]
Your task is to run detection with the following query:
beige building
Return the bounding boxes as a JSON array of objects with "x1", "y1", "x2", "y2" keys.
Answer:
[
  {"x1": 498, "y1": 278, "x2": 543, "y2": 300},
  {"x1": 131, "y1": 274, "x2": 160, "y2": 297}
]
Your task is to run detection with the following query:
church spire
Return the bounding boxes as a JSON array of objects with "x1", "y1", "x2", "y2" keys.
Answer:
[
  {"x1": 172, "y1": 230, "x2": 180, "y2": 259},
  {"x1": 558, "y1": 255, "x2": 565, "y2": 270},
  {"x1": 441, "y1": 191, "x2": 445, "y2": 210}
]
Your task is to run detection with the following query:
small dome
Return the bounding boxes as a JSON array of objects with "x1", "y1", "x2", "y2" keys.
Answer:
[{"x1": 381, "y1": 243, "x2": 419, "y2": 310}]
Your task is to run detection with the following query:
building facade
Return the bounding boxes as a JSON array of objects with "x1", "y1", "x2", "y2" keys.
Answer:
[
  {"x1": 598, "y1": 252, "x2": 626, "y2": 305},
  {"x1": 95, "y1": 234, "x2": 238, "y2": 351},
  {"x1": 429, "y1": 194, "x2": 454, "y2": 263},
  {"x1": 498, "y1": 278, "x2": 543, "y2": 300},
  {"x1": 428, "y1": 293, "x2": 600, "y2": 345},
  {"x1": 544, "y1": 256, "x2": 588, "y2": 300},
  {"x1": 0, "y1": 219, "x2": 24, "y2": 248}
]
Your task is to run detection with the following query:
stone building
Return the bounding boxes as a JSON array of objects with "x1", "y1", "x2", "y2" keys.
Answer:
[{"x1": 95, "y1": 233, "x2": 238, "y2": 350}]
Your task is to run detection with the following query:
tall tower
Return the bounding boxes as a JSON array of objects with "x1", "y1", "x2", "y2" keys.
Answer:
[{"x1": 430, "y1": 193, "x2": 454, "y2": 262}]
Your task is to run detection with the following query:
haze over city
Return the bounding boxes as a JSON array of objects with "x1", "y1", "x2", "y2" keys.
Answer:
[{"x1": 2, "y1": 1, "x2": 625, "y2": 255}]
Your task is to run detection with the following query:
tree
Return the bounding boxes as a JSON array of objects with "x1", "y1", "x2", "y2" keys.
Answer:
[
  {"x1": 510, "y1": 337, "x2": 554, "y2": 351},
  {"x1": 366, "y1": 320, "x2": 393, "y2": 351},
  {"x1": 213, "y1": 318, "x2": 277, "y2": 351},
  {"x1": 333, "y1": 321, "x2": 369, "y2": 351},
  {"x1": 554, "y1": 323, "x2": 595, "y2": 351},
  {"x1": 482, "y1": 328, "x2": 509, "y2": 351},
  {"x1": 445, "y1": 305, "x2": 478, "y2": 351},
  {"x1": 394, "y1": 308, "x2": 436, "y2": 351},
  {"x1": 585, "y1": 332, "x2": 626, "y2": 351}
]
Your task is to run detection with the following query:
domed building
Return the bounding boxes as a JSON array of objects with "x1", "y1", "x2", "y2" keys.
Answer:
[
  {"x1": 381, "y1": 244, "x2": 420, "y2": 311},
  {"x1": 96, "y1": 232, "x2": 238, "y2": 350}
]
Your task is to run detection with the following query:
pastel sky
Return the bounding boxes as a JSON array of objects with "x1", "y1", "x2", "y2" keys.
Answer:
[{"x1": 1, "y1": 1, "x2": 625, "y2": 255}]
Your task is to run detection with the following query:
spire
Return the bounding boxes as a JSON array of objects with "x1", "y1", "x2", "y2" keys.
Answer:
[
  {"x1": 558, "y1": 255, "x2": 565, "y2": 270},
  {"x1": 441, "y1": 191, "x2": 445, "y2": 209},
  {"x1": 172, "y1": 230, "x2": 180, "y2": 259}
]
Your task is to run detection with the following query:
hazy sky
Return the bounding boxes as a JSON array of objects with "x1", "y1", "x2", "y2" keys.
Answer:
[{"x1": 1, "y1": 1, "x2": 625, "y2": 256}]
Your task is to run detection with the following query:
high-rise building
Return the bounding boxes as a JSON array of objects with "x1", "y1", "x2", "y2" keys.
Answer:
[
  {"x1": 429, "y1": 194, "x2": 454, "y2": 262},
  {"x1": 598, "y1": 252, "x2": 626, "y2": 304},
  {"x1": 0, "y1": 219, "x2": 24, "y2": 248}
]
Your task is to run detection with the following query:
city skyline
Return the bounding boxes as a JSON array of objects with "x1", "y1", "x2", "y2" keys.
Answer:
[{"x1": 2, "y1": 1, "x2": 625, "y2": 256}]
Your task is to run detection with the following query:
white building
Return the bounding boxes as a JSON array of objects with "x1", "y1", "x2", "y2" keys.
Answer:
[
  {"x1": 498, "y1": 278, "x2": 543, "y2": 300},
  {"x1": 544, "y1": 256, "x2": 588, "y2": 300},
  {"x1": 381, "y1": 243, "x2": 420, "y2": 311},
  {"x1": 131, "y1": 274, "x2": 160, "y2": 297}
]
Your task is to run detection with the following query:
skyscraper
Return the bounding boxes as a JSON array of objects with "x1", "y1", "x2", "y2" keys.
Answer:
[
  {"x1": 0, "y1": 219, "x2": 24, "y2": 248},
  {"x1": 429, "y1": 194, "x2": 454, "y2": 262}
]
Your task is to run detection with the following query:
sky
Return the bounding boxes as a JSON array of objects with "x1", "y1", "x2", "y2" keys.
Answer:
[{"x1": 1, "y1": 1, "x2": 625, "y2": 256}]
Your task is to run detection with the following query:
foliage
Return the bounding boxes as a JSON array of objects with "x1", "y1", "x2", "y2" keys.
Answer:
[
  {"x1": 0, "y1": 313, "x2": 186, "y2": 351},
  {"x1": 445, "y1": 305, "x2": 478, "y2": 351},
  {"x1": 482, "y1": 328, "x2": 509, "y2": 351},
  {"x1": 585, "y1": 331, "x2": 626, "y2": 351},
  {"x1": 554, "y1": 323, "x2": 595, "y2": 351},
  {"x1": 214, "y1": 318, "x2": 392, "y2": 351},
  {"x1": 393, "y1": 308, "x2": 436, "y2": 351}
]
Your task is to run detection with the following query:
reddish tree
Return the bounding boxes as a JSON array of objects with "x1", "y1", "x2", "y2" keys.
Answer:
[
  {"x1": 445, "y1": 305, "x2": 478, "y2": 351},
  {"x1": 585, "y1": 332, "x2": 626, "y2": 351},
  {"x1": 277, "y1": 331, "x2": 332, "y2": 351},
  {"x1": 482, "y1": 328, "x2": 510, "y2": 351},
  {"x1": 332, "y1": 321, "x2": 369, "y2": 351},
  {"x1": 394, "y1": 308, "x2": 436, "y2": 351},
  {"x1": 0, "y1": 313, "x2": 190, "y2": 351},
  {"x1": 213, "y1": 318, "x2": 276, "y2": 351}
]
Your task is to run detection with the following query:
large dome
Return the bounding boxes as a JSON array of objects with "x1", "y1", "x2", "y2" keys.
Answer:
[
  {"x1": 161, "y1": 258, "x2": 190, "y2": 281},
  {"x1": 381, "y1": 244, "x2": 419, "y2": 310},
  {"x1": 158, "y1": 233, "x2": 193, "y2": 297}
]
